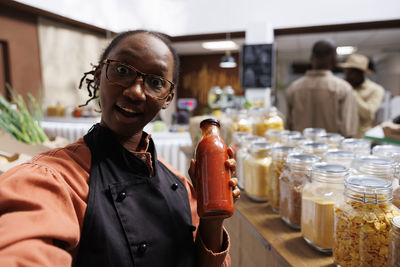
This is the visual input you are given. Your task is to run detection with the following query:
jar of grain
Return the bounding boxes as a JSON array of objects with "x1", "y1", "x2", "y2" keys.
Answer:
[
  {"x1": 300, "y1": 142, "x2": 329, "y2": 157},
  {"x1": 279, "y1": 153, "x2": 320, "y2": 229},
  {"x1": 269, "y1": 146, "x2": 302, "y2": 213},
  {"x1": 324, "y1": 150, "x2": 355, "y2": 168},
  {"x1": 373, "y1": 144, "x2": 400, "y2": 190},
  {"x1": 340, "y1": 138, "x2": 371, "y2": 157},
  {"x1": 230, "y1": 131, "x2": 252, "y2": 159},
  {"x1": 303, "y1": 128, "x2": 326, "y2": 141},
  {"x1": 301, "y1": 163, "x2": 349, "y2": 253},
  {"x1": 389, "y1": 216, "x2": 400, "y2": 267},
  {"x1": 316, "y1": 133, "x2": 344, "y2": 149},
  {"x1": 236, "y1": 136, "x2": 265, "y2": 190},
  {"x1": 333, "y1": 176, "x2": 400, "y2": 267},
  {"x1": 244, "y1": 142, "x2": 276, "y2": 202}
]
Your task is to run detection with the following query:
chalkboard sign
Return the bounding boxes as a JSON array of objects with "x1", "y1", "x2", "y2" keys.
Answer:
[{"x1": 241, "y1": 44, "x2": 273, "y2": 88}]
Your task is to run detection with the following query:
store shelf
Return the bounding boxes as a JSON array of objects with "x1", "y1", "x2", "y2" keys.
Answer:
[{"x1": 224, "y1": 193, "x2": 334, "y2": 267}]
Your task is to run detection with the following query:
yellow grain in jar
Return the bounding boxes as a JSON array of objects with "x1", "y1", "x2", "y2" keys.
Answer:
[{"x1": 244, "y1": 142, "x2": 276, "y2": 202}]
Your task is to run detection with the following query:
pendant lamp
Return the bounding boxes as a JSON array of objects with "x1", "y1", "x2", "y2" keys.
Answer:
[{"x1": 219, "y1": 51, "x2": 237, "y2": 68}]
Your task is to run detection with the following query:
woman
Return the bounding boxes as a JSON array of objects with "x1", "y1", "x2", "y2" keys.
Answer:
[{"x1": 0, "y1": 30, "x2": 239, "y2": 267}]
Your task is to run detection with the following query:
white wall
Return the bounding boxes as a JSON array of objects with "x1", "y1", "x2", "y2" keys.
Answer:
[{"x1": 16, "y1": 0, "x2": 400, "y2": 35}]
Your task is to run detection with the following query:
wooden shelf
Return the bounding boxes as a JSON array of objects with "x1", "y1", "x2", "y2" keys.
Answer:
[{"x1": 225, "y1": 193, "x2": 334, "y2": 267}]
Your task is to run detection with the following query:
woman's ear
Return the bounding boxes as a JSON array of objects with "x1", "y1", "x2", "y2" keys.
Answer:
[{"x1": 162, "y1": 90, "x2": 175, "y2": 109}]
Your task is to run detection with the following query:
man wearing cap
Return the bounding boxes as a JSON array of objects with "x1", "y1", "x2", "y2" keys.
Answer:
[
  {"x1": 286, "y1": 40, "x2": 358, "y2": 137},
  {"x1": 339, "y1": 54, "x2": 385, "y2": 138}
]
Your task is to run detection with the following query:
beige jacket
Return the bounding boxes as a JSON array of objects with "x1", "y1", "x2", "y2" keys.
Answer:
[
  {"x1": 352, "y1": 78, "x2": 385, "y2": 138},
  {"x1": 286, "y1": 70, "x2": 358, "y2": 137}
]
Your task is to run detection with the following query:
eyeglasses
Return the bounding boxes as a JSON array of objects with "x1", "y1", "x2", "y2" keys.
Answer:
[{"x1": 103, "y1": 59, "x2": 175, "y2": 100}]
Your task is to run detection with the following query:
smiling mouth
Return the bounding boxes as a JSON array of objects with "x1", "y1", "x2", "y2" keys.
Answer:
[{"x1": 115, "y1": 104, "x2": 141, "y2": 117}]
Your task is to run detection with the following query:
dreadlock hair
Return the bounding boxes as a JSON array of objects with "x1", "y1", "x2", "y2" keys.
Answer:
[{"x1": 78, "y1": 30, "x2": 180, "y2": 107}]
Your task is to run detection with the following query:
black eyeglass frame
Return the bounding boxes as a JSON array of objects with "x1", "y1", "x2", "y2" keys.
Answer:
[{"x1": 103, "y1": 59, "x2": 175, "y2": 100}]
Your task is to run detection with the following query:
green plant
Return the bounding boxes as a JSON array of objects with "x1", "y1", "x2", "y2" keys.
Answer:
[{"x1": 0, "y1": 84, "x2": 48, "y2": 144}]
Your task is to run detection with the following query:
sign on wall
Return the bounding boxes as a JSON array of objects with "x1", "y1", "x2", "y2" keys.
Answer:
[{"x1": 241, "y1": 44, "x2": 274, "y2": 88}]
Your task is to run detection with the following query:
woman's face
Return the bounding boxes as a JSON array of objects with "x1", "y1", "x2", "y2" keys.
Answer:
[{"x1": 97, "y1": 33, "x2": 174, "y2": 138}]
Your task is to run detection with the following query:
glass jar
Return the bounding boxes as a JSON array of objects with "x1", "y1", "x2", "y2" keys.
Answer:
[
  {"x1": 353, "y1": 156, "x2": 396, "y2": 184},
  {"x1": 265, "y1": 129, "x2": 288, "y2": 143},
  {"x1": 279, "y1": 153, "x2": 320, "y2": 229},
  {"x1": 230, "y1": 131, "x2": 252, "y2": 159},
  {"x1": 373, "y1": 144, "x2": 400, "y2": 189},
  {"x1": 253, "y1": 107, "x2": 284, "y2": 137},
  {"x1": 286, "y1": 136, "x2": 312, "y2": 148},
  {"x1": 324, "y1": 150, "x2": 355, "y2": 169},
  {"x1": 301, "y1": 163, "x2": 349, "y2": 253},
  {"x1": 300, "y1": 142, "x2": 329, "y2": 157},
  {"x1": 303, "y1": 128, "x2": 326, "y2": 141},
  {"x1": 333, "y1": 176, "x2": 400, "y2": 266},
  {"x1": 389, "y1": 216, "x2": 400, "y2": 267},
  {"x1": 236, "y1": 136, "x2": 266, "y2": 190},
  {"x1": 232, "y1": 109, "x2": 253, "y2": 133},
  {"x1": 279, "y1": 131, "x2": 301, "y2": 145},
  {"x1": 340, "y1": 138, "x2": 371, "y2": 157},
  {"x1": 269, "y1": 146, "x2": 302, "y2": 213},
  {"x1": 244, "y1": 142, "x2": 276, "y2": 202},
  {"x1": 316, "y1": 133, "x2": 344, "y2": 149}
]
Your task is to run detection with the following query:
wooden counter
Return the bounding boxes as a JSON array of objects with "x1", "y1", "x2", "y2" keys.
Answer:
[{"x1": 224, "y1": 193, "x2": 335, "y2": 267}]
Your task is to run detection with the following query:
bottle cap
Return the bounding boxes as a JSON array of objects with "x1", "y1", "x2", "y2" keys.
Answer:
[{"x1": 200, "y1": 118, "x2": 220, "y2": 128}]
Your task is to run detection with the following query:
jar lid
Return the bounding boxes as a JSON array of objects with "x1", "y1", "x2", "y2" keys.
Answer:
[
  {"x1": 249, "y1": 141, "x2": 276, "y2": 154},
  {"x1": 271, "y1": 146, "x2": 302, "y2": 157},
  {"x1": 200, "y1": 118, "x2": 220, "y2": 128},
  {"x1": 316, "y1": 133, "x2": 344, "y2": 142},
  {"x1": 279, "y1": 131, "x2": 301, "y2": 143},
  {"x1": 345, "y1": 176, "x2": 393, "y2": 203},
  {"x1": 301, "y1": 142, "x2": 329, "y2": 152},
  {"x1": 240, "y1": 136, "x2": 266, "y2": 148},
  {"x1": 324, "y1": 150, "x2": 355, "y2": 160},
  {"x1": 312, "y1": 162, "x2": 349, "y2": 183},
  {"x1": 232, "y1": 132, "x2": 252, "y2": 143},
  {"x1": 392, "y1": 216, "x2": 400, "y2": 232},
  {"x1": 303, "y1": 128, "x2": 326, "y2": 136},
  {"x1": 340, "y1": 138, "x2": 371, "y2": 149},
  {"x1": 354, "y1": 156, "x2": 395, "y2": 176},
  {"x1": 287, "y1": 153, "x2": 320, "y2": 170}
]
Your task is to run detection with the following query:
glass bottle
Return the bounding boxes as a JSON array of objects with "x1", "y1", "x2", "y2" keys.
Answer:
[
  {"x1": 324, "y1": 150, "x2": 355, "y2": 169},
  {"x1": 279, "y1": 153, "x2": 320, "y2": 229},
  {"x1": 353, "y1": 156, "x2": 396, "y2": 185},
  {"x1": 195, "y1": 118, "x2": 234, "y2": 218},
  {"x1": 316, "y1": 133, "x2": 344, "y2": 149},
  {"x1": 300, "y1": 142, "x2": 329, "y2": 157},
  {"x1": 333, "y1": 176, "x2": 400, "y2": 266},
  {"x1": 340, "y1": 138, "x2": 371, "y2": 157},
  {"x1": 269, "y1": 146, "x2": 302, "y2": 213},
  {"x1": 389, "y1": 216, "x2": 400, "y2": 267},
  {"x1": 244, "y1": 141, "x2": 276, "y2": 202},
  {"x1": 301, "y1": 163, "x2": 349, "y2": 253},
  {"x1": 236, "y1": 136, "x2": 266, "y2": 190},
  {"x1": 265, "y1": 129, "x2": 288, "y2": 143},
  {"x1": 303, "y1": 128, "x2": 326, "y2": 141},
  {"x1": 279, "y1": 131, "x2": 301, "y2": 146},
  {"x1": 286, "y1": 136, "x2": 311, "y2": 148}
]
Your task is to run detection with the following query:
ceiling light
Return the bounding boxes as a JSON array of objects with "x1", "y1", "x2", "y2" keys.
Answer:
[
  {"x1": 336, "y1": 46, "x2": 357, "y2": 55},
  {"x1": 219, "y1": 51, "x2": 237, "y2": 68},
  {"x1": 202, "y1": 40, "x2": 238, "y2": 51}
]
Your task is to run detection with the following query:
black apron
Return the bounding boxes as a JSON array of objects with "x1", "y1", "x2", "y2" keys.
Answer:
[{"x1": 73, "y1": 124, "x2": 196, "y2": 267}]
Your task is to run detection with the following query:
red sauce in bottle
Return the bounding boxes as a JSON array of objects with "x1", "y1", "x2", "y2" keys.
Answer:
[{"x1": 195, "y1": 118, "x2": 234, "y2": 219}]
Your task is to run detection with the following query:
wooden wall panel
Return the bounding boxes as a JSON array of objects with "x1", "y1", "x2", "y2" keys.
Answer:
[
  {"x1": 178, "y1": 53, "x2": 242, "y2": 115},
  {"x1": 0, "y1": 3, "x2": 42, "y2": 99}
]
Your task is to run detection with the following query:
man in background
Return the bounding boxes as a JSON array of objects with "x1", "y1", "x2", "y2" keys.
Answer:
[
  {"x1": 338, "y1": 54, "x2": 385, "y2": 138},
  {"x1": 285, "y1": 40, "x2": 358, "y2": 137}
]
